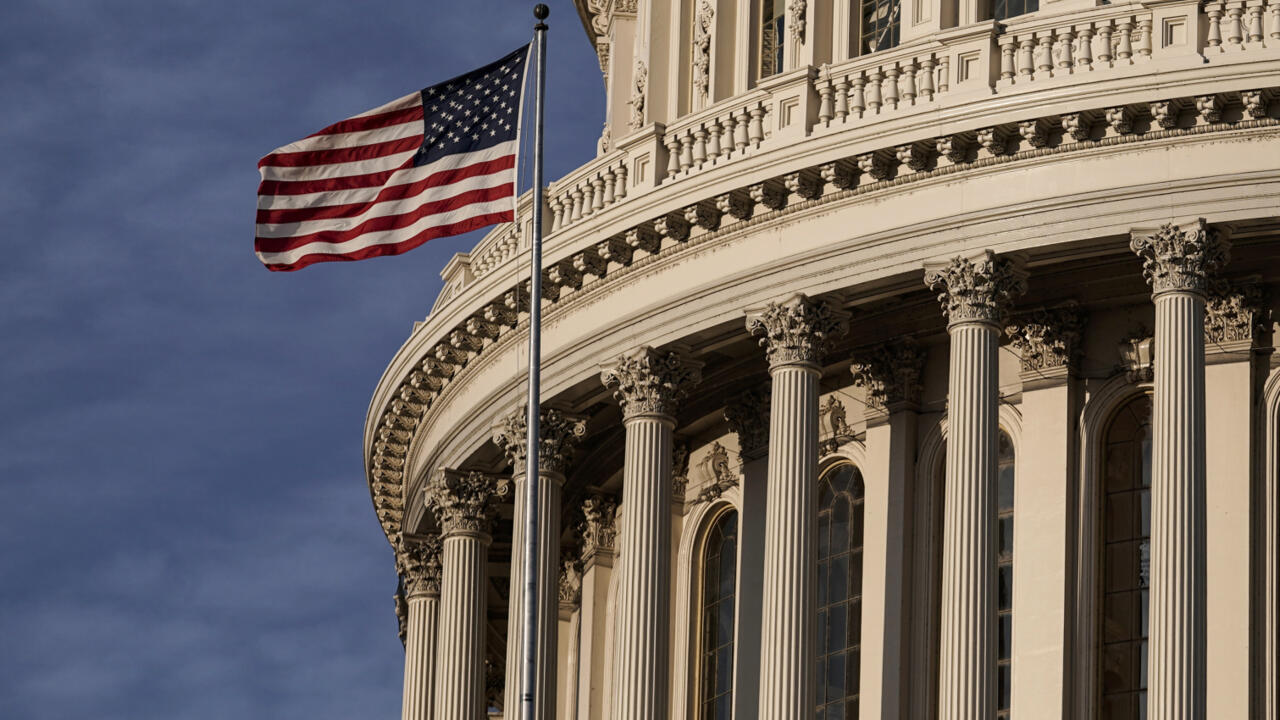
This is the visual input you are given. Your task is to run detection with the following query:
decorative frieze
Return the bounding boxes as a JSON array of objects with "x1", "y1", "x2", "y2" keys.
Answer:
[
  {"x1": 1130, "y1": 219, "x2": 1230, "y2": 296},
  {"x1": 1005, "y1": 302, "x2": 1085, "y2": 374},
  {"x1": 724, "y1": 385, "x2": 771, "y2": 460},
  {"x1": 579, "y1": 494, "x2": 619, "y2": 561},
  {"x1": 492, "y1": 405, "x2": 587, "y2": 475},
  {"x1": 601, "y1": 346, "x2": 703, "y2": 419},
  {"x1": 696, "y1": 441, "x2": 739, "y2": 502},
  {"x1": 402, "y1": 535, "x2": 444, "y2": 598},
  {"x1": 746, "y1": 294, "x2": 850, "y2": 368},
  {"x1": 424, "y1": 470, "x2": 509, "y2": 537},
  {"x1": 925, "y1": 251, "x2": 1028, "y2": 327},
  {"x1": 1204, "y1": 280, "x2": 1265, "y2": 346},
  {"x1": 848, "y1": 339, "x2": 925, "y2": 411}
]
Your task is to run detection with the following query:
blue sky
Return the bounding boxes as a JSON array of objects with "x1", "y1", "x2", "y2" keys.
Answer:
[{"x1": 0, "y1": 2, "x2": 603, "y2": 717}]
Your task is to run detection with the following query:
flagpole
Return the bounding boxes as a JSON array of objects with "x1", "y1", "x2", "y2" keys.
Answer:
[{"x1": 522, "y1": 5, "x2": 549, "y2": 720}]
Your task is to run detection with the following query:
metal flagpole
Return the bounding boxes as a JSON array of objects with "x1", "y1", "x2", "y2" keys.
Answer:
[{"x1": 522, "y1": 5, "x2": 549, "y2": 720}]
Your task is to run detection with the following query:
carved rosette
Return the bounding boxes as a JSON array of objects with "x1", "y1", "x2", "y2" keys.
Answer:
[
  {"x1": 1005, "y1": 303, "x2": 1085, "y2": 374},
  {"x1": 848, "y1": 339, "x2": 925, "y2": 411},
  {"x1": 724, "y1": 385, "x2": 770, "y2": 460},
  {"x1": 819, "y1": 396, "x2": 854, "y2": 453},
  {"x1": 401, "y1": 535, "x2": 444, "y2": 598},
  {"x1": 579, "y1": 494, "x2": 618, "y2": 562},
  {"x1": 1204, "y1": 280, "x2": 1265, "y2": 346},
  {"x1": 1129, "y1": 220, "x2": 1230, "y2": 297},
  {"x1": 696, "y1": 441, "x2": 739, "y2": 502},
  {"x1": 925, "y1": 252, "x2": 1028, "y2": 327},
  {"x1": 601, "y1": 346, "x2": 702, "y2": 419},
  {"x1": 747, "y1": 294, "x2": 850, "y2": 369},
  {"x1": 492, "y1": 405, "x2": 587, "y2": 476},
  {"x1": 559, "y1": 553, "x2": 583, "y2": 607},
  {"x1": 424, "y1": 470, "x2": 509, "y2": 537}
]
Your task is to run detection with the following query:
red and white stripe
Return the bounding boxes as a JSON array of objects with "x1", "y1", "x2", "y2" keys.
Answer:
[{"x1": 255, "y1": 92, "x2": 516, "y2": 271}]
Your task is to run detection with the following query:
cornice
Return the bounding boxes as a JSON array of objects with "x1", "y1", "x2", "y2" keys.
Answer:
[{"x1": 364, "y1": 88, "x2": 1280, "y2": 548}]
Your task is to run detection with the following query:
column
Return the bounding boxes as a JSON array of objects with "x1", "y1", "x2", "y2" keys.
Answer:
[
  {"x1": 558, "y1": 558, "x2": 583, "y2": 720},
  {"x1": 849, "y1": 340, "x2": 926, "y2": 720},
  {"x1": 493, "y1": 407, "x2": 587, "y2": 720},
  {"x1": 426, "y1": 470, "x2": 508, "y2": 720},
  {"x1": 1004, "y1": 304, "x2": 1084, "y2": 718},
  {"x1": 576, "y1": 495, "x2": 618, "y2": 720},
  {"x1": 1130, "y1": 220, "x2": 1229, "y2": 720},
  {"x1": 601, "y1": 346, "x2": 702, "y2": 720},
  {"x1": 924, "y1": 251, "x2": 1026, "y2": 720},
  {"x1": 402, "y1": 537, "x2": 444, "y2": 720},
  {"x1": 747, "y1": 293, "x2": 850, "y2": 720}
]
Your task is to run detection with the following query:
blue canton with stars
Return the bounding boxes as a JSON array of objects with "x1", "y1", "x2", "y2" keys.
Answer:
[{"x1": 414, "y1": 44, "x2": 529, "y2": 168}]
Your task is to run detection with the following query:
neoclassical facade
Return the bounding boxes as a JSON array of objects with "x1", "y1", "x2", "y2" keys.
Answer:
[{"x1": 368, "y1": 1, "x2": 1280, "y2": 718}]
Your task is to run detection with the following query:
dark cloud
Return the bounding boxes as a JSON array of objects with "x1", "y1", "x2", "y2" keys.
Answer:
[{"x1": 0, "y1": 1, "x2": 603, "y2": 717}]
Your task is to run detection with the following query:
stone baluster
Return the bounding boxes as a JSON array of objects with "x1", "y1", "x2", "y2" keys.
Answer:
[
  {"x1": 1129, "y1": 220, "x2": 1230, "y2": 720},
  {"x1": 1227, "y1": 3, "x2": 1245, "y2": 46},
  {"x1": 425, "y1": 470, "x2": 508, "y2": 720},
  {"x1": 735, "y1": 109, "x2": 751, "y2": 150},
  {"x1": 591, "y1": 178, "x2": 606, "y2": 213},
  {"x1": 614, "y1": 165, "x2": 628, "y2": 200},
  {"x1": 493, "y1": 407, "x2": 587, "y2": 720},
  {"x1": 1076, "y1": 27, "x2": 1094, "y2": 69},
  {"x1": 679, "y1": 135, "x2": 695, "y2": 171},
  {"x1": 818, "y1": 76, "x2": 835, "y2": 124},
  {"x1": 550, "y1": 196, "x2": 564, "y2": 232},
  {"x1": 602, "y1": 170, "x2": 617, "y2": 206},
  {"x1": 570, "y1": 189, "x2": 584, "y2": 223},
  {"x1": 1247, "y1": 3, "x2": 1264, "y2": 42},
  {"x1": 920, "y1": 58, "x2": 936, "y2": 99},
  {"x1": 1097, "y1": 23, "x2": 1114, "y2": 64},
  {"x1": 1138, "y1": 18, "x2": 1154, "y2": 58},
  {"x1": 747, "y1": 294, "x2": 850, "y2": 720},
  {"x1": 706, "y1": 121, "x2": 723, "y2": 161},
  {"x1": 1269, "y1": 2, "x2": 1280, "y2": 41},
  {"x1": 1207, "y1": 4, "x2": 1225, "y2": 48},
  {"x1": 850, "y1": 74, "x2": 867, "y2": 116},
  {"x1": 883, "y1": 67, "x2": 900, "y2": 107},
  {"x1": 866, "y1": 70, "x2": 884, "y2": 111},
  {"x1": 1057, "y1": 29, "x2": 1075, "y2": 69},
  {"x1": 402, "y1": 537, "x2": 443, "y2": 720},
  {"x1": 835, "y1": 76, "x2": 851, "y2": 119},
  {"x1": 1000, "y1": 37, "x2": 1017, "y2": 80},
  {"x1": 600, "y1": 347, "x2": 702, "y2": 720},
  {"x1": 924, "y1": 252, "x2": 1027, "y2": 720},
  {"x1": 665, "y1": 136, "x2": 682, "y2": 177},
  {"x1": 748, "y1": 107, "x2": 766, "y2": 145},
  {"x1": 1117, "y1": 21, "x2": 1134, "y2": 60},
  {"x1": 1036, "y1": 35, "x2": 1054, "y2": 73},
  {"x1": 1018, "y1": 38, "x2": 1035, "y2": 77}
]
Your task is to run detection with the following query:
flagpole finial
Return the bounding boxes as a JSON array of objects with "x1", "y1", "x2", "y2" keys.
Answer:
[{"x1": 534, "y1": 3, "x2": 549, "y2": 26}]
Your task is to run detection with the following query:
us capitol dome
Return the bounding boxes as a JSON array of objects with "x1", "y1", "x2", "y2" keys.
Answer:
[{"x1": 367, "y1": 1, "x2": 1280, "y2": 718}]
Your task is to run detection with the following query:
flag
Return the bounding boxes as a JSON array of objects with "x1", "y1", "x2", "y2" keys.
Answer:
[{"x1": 255, "y1": 45, "x2": 531, "y2": 271}]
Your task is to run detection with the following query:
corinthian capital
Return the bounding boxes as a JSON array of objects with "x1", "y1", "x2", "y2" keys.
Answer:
[
  {"x1": 849, "y1": 339, "x2": 926, "y2": 411},
  {"x1": 746, "y1": 294, "x2": 850, "y2": 368},
  {"x1": 424, "y1": 470, "x2": 509, "y2": 538},
  {"x1": 492, "y1": 405, "x2": 587, "y2": 476},
  {"x1": 401, "y1": 535, "x2": 443, "y2": 598},
  {"x1": 1129, "y1": 219, "x2": 1230, "y2": 296},
  {"x1": 724, "y1": 385, "x2": 770, "y2": 460},
  {"x1": 925, "y1": 251, "x2": 1028, "y2": 327},
  {"x1": 1005, "y1": 303, "x2": 1085, "y2": 374},
  {"x1": 1205, "y1": 280, "x2": 1265, "y2": 346},
  {"x1": 601, "y1": 346, "x2": 702, "y2": 419},
  {"x1": 578, "y1": 494, "x2": 618, "y2": 562}
]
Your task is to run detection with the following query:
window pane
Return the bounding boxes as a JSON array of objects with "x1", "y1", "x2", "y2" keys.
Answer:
[
  {"x1": 828, "y1": 603, "x2": 847, "y2": 653},
  {"x1": 832, "y1": 498, "x2": 850, "y2": 553},
  {"x1": 827, "y1": 651, "x2": 846, "y2": 702},
  {"x1": 830, "y1": 555, "x2": 848, "y2": 605}
]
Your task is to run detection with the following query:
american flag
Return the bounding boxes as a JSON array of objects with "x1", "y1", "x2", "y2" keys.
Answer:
[{"x1": 255, "y1": 45, "x2": 530, "y2": 271}]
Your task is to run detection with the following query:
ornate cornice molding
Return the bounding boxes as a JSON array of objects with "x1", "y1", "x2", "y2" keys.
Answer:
[
  {"x1": 1129, "y1": 219, "x2": 1230, "y2": 297},
  {"x1": 423, "y1": 470, "x2": 509, "y2": 538},
  {"x1": 696, "y1": 441, "x2": 739, "y2": 503},
  {"x1": 1205, "y1": 279, "x2": 1266, "y2": 346},
  {"x1": 579, "y1": 494, "x2": 618, "y2": 562},
  {"x1": 925, "y1": 251, "x2": 1028, "y2": 327},
  {"x1": 492, "y1": 405, "x2": 587, "y2": 476},
  {"x1": 724, "y1": 385, "x2": 770, "y2": 460},
  {"x1": 746, "y1": 294, "x2": 850, "y2": 368},
  {"x1": 601, "y1": 346, "x2": 703, "y2": 419},
  {"x1": 401, "y1": 535, "x2": 443, "y2": 598},
  {"x1": 848, "y1": 339, "x2": 925, "y2": 411},
  {"x1": 1005, "y1": 302, "x2": 1085, "y2": 375}
]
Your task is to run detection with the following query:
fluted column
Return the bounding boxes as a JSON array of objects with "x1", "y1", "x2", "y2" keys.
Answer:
[
  {"x1": 402, "y1": 537, "x2": 444, "y2": 720},
  {"x1": 924, "y1": 251, "x2": 1026, "y2": 720},
  {"x1": 601, "y1": 346, "x2": 702, "y2": 720},
  {"x1": 493, "y1": 407, "x2": 587, "y2": 720},
  {"x1": 1131, "y1": 220, "x2": 1229, "y2": 720},
  {"x1": 426, "y1": 470, "x2": 508, "y2": 720},
  {"x1": 747, "y1": 294, "x2": 849, "y2": 720}
]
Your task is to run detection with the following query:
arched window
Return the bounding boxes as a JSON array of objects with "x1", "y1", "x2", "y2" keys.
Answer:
[
  {"x1": 817, "y1": 462, "x2": 865, "y2": 720},
  {"x1": 759, "y1": 0, "x2": 786, "y2": 78},
  {"x1": 996, "y1": 430, "x2": 1016, "y2": 719},
  {"x1": 1100, "y1": 395, "x2": 1152, "y2": 719},
  {"x1": 699, "y1": 508, "x2": 738, "y2": 720}
]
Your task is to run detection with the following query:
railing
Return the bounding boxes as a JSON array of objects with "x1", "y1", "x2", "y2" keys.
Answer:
[
  {"x1": 996, "y1": 6, "x2": 1157, "y2": 85},
  {"x1": 547, "y1": 152, "x2": 629, "y2": 233},
  {"x1": 817, "y1": 46, "x2": 953, "y2": 125},
  {"x1": 659, "y1": 91, "x2": 773, "y2": 179},
  {"x1": 1204, "y1": 0, "x2": 1280, "y2": 50}
]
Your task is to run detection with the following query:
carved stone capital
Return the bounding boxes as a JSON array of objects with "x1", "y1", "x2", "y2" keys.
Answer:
[
  {"x1": 849, "y1": 339, "x2": 926, "y2": 411},
  {"x1": 696, "y1": 441, "x2": 739, "y2": 503},
  {"x1": 746, "y1": 294, "x2": 850, "y2": 368},
  {"x1": 579, "y1": 494, "x2": 618, "y2": 562},
  {"x1": 424, "y1": 470, "x2": 509, "y2": 538},
  {"x1": 492, "y1": 405, "x2": 587, "y2": 476},
  {"x1": 601, "y1": 346, "x2": 702, "y2": 419},
  {"x1": 401, "y1": 535, "x2": 443, "y2": 598},
  {"x1": 925, "y1": 251, "x2": 1027, "y2": 327},
  {"x1": 1005, "y1": 303, "x2": 1086, "y2": 375},
  {"x1": 558, "y1": 553, "x2": 582, "y2": 607},
  {"x1": 1205, "y1": 280, "x2": 1265, "y2": 346},
  {"x1": 724, "y1": 385, "x2": 771, "y2": 460},
  {"x1": 1130, "y1": 220, "x2": 1230, "y2": 296}
]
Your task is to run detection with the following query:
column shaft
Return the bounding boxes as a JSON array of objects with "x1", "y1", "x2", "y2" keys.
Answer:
[
  {"x1": 937, "y1": 322, "x2": 1000, "y2": 720},
  {"x1": 404, "y1": 594, "x2": 441, "y2": 720},
  {"x1": 504, "y1": 474, "x2": 563, "y2": 720},
  {"x1": 611, "y1": 415, "x2": 673, "y2": 720},
  {"x1": 434, "y1": 534, "x2": 490, "y2": 720},
  {"x1": 1148, "y1": 291, "x2": 1207, "y2": 719},
  {"x1": 758, "y1": 364, "x2": 820, "y2": 720}
]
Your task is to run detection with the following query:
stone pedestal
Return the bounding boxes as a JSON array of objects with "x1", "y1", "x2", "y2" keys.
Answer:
[{"x1": 402, "y1": 537, "x2": 443, "y2": 720}]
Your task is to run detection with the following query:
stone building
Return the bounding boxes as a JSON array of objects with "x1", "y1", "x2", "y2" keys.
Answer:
[{"x1": 367, "y1": 0, "x2": 1280, "y2": 718}]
